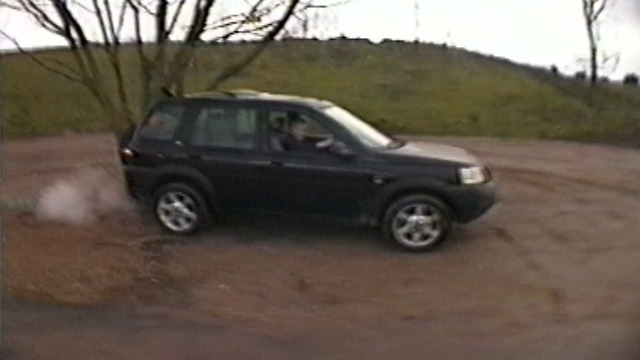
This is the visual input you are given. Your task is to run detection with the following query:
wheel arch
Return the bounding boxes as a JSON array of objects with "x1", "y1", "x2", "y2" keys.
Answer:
[
  {"x1": 151, "y1": 165, "x2": 217, "y2": 212},
  {"x1": 374, "y1": 180, "x2": 456, "y2": 223}
]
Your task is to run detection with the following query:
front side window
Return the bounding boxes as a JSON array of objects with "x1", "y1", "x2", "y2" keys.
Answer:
[
  {"x1": 138, "y1": 103, "x2": 185, "y2": 140},
  {"x1": 189, "y1": 105, "x2": 258, "y2": 149},
  {"x1": 267, "y1": 110, "x2": 334, "y2": 153}
]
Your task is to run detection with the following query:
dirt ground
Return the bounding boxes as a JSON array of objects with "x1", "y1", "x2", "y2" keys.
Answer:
[{"x1": 2, "y1": 133, "x2": 639, "y2": 360}]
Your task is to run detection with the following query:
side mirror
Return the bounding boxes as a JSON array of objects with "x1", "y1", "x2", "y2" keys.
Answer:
[{"x1": 329, "y1": 141, "x2": 355, "y2": 158}]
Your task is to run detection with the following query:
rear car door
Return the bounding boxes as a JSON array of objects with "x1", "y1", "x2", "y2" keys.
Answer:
[{"x1": 181, "y1": 101, "x2": 270, "y2": 210}]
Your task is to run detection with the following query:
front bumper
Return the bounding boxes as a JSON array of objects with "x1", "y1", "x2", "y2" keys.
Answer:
[{"x1": 447, "y1": 180, "x2": 497, "y2": 223}]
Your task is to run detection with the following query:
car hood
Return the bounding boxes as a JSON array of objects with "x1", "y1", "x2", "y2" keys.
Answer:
[{"x1": 383, "y1": 141, "x2": 480, "y2": 165}]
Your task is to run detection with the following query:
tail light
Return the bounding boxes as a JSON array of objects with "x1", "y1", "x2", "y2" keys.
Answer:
[{"x1": 120, "y1": 147, "x2": 137, "y2": 164}]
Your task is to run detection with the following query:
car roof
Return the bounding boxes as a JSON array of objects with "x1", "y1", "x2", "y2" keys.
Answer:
[{"x1": 181, "y1": 90, "x2": 334, "y2": 110}]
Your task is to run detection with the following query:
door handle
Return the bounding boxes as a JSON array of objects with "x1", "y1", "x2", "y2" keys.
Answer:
[
  {"x1": 187, "y1": 154, "x2": 202, "y2": 160},
  {"x1": 270, "y1": 160, "x2": 284, "y2": 167}
]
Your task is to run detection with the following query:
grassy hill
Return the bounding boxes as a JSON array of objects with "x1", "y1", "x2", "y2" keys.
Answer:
[{"x1": 3, "y1": 39, "x2": 640, "y2": 143}]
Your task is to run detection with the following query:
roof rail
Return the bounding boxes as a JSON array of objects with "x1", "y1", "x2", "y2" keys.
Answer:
[{"x1": 220, "y1": 89, "x2": 262, "y2": 97}]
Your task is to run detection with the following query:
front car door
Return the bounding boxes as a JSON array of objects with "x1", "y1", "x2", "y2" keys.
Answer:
[{"x1": 260, "y1": 105, "x2": 377, "y2": 218}]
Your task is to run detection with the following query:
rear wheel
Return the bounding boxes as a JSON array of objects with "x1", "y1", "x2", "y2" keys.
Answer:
[
  {"x1": 382, "y1": 194, "x2": 452, "y2": 252},
  {"x1": 153, "y1": 183, "x2": 209, "y2": 234}
]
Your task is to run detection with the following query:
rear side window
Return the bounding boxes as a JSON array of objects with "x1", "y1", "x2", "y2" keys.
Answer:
[
  {"x1": 138, "y1": 103, "x2": 185, "y2": 140},
  {"x1": 189, "y1": 105, "x2": 258, "y2": 149}
]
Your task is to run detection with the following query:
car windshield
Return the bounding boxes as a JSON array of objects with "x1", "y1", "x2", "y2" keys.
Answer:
[{"x1": 322, "y1": 106, "x2": 393, "y2": 148}]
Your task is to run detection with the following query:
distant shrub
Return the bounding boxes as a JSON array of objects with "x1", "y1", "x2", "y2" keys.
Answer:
[
  {"x1": 550, "y1": 65, "x2": 559, "y2": 77},
  {"x1": 598, "y1": 76, "x2": 609, "y2": 83},
  {"x1": 574, "y1": 71, "x2": 587, "y2": 81},
  {"x1": 623, "y1": 73, "x2": 639, "y2": 86},
  {"x1": 379, "y1": 39, "x2": 407, "y2": 46}
]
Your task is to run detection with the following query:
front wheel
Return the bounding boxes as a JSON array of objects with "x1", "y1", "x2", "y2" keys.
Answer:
[
  {"x1": 382, "y1": 194, "x2": 452, "y2": 252},
  {"x1": 153, "y1": 183, "x2": 209, "y2": 234}
]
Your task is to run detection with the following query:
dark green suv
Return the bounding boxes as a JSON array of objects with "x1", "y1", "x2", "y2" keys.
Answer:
[{"x1": 119, "y1": 90, "x2": 496, "y2": 251}]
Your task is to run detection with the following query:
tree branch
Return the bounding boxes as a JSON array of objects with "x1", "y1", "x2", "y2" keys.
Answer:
[
  {"x1": 184, "y1": 0, "x2": 217, "y2": 43},
  {"x1": 163, "y1": 0, "x2": 217, "y2": 91},
  {"x1": 167, "y1": 0, "x2": 188, "y2": 35},
  {"x1": 210, "y1": 18, "x2": 282, "y2": 43},
  {"x1": 129, "y1": 0, "x2": 155, "y2": 15},
  {"x1": 52, "y1": 0, "x2": 91, "y2": 46},
  {"x1": 0, "y1": 2, "x2": 21, "y2": 11},
  {"x1": 103, "y1": 0, "x2": 119, "y2": 44},
  {"x1": 50, "y1": 58, "x2": 85, "y2": 79},
  {"x1": 0, "y1": 29, "x2": 84, "y2": 84},
  {"x1": 593, "y1": 0, "x2": 608, "y2": 20},
  {"x1": 91, "y1": 0, "x2": 113, "y2": 48},
  {"x1": 156, "y1": 0, "x2": 169, "y2": 44},
  {"x1": 16, "y1": 0, "x2": 65, "y2": 36},
  {"x1": 206, "y1": 0, "x2": 301, "y2": 90},
  {"x1": 115, "y1": 2, "x2": 128, "y2": 38},
  {"x1": 204, "y1": 0, "x2": 269, "y2": 33},
  {"x1": 125, "y1": 0, "x2": 149, "y2": 63}
]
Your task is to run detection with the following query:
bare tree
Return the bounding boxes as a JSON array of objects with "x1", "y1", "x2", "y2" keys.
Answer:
[
  {"x1": 581, "y1": 0, "x2": 609, "y2": 86},
  {"x1": 1, "y1": 0, "x2": 332, "y2": 129}
]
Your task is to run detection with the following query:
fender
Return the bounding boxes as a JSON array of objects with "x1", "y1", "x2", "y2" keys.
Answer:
[
  {"x1": 367, "y1": 176, "x2": 456, "y2": 220},
  {"x1": 151, "y1": 164, "x2": 218, "y2": 209}
]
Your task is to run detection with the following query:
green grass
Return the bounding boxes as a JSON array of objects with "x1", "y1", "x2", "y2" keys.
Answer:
[{"x1": 3, "y1": 39, "x2": 640, "y2": 143}]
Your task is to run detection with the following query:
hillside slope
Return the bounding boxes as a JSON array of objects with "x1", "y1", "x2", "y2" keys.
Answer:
[{"x1": 3, "y1": 39, "x2": 639, "y2": 143}]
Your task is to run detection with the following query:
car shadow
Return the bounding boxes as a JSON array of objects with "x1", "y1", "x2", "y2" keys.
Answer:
[
  {"x1": 195, "y1": 212, "x2": 387, "y2": 250},
  {"x1": 136, "y1": 210, "x2": 488, "y2": 254}
]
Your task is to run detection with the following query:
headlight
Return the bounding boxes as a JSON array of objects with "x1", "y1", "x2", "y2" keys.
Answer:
[{"x1": 459, "y1": 166, "x2": 488, "y2": 185}]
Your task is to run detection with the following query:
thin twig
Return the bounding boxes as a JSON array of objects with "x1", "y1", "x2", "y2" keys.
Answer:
[
  {"x1": 207, "y1": 0, "x2": 301, "y2": 90},
  {"x1": 0, "y1": 29, "x2": 84, "y2": 84}
]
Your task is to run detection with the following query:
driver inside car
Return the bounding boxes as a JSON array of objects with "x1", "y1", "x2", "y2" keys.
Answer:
[
  {"x1": 281, "y1": 118, "x2": 315, "y2": 152},
  {"x1": 280, "y1": 117, "x2": 333, "y2": 153}
]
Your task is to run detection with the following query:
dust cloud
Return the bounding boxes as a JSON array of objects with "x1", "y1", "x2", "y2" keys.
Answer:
[{"x1": 35, "y1": 167, "x2": 138, "y2": 225}]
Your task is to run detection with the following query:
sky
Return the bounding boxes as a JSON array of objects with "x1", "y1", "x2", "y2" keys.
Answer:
[{"x1": 1, "y1": 0, "x2": 638, "y2": 79}]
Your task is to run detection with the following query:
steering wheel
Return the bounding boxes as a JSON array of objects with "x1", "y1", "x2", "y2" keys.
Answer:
[{"x1": 315, "y1": 136, "x2": 335, "y2": 150}]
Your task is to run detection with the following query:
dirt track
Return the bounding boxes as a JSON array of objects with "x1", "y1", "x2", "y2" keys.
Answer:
[{"x1": 3, "y1": 133, "x2": 640, "y2": 360}]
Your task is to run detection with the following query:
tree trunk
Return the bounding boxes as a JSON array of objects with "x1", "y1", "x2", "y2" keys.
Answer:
[
  {"x1": 9, "y1": 0, "x2": 311, "y2": 129},
  {"x1": 590, "y1": 45, "x2": 598, "y2": 85},
  {"x1": 140, "y1": 62, "x2": 170, "y2": 115},
  {"x1": 585, "y1": 15, "x2": 598, "y2": 86},
  {"x1": 95, "y1": 93, "x2": 127, "y2": 131},
  {"x1": 140, "y1": 66, "x2": 153, "y2": 115}
]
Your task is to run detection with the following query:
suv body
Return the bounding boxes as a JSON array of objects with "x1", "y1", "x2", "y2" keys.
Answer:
[{"x1": 119, "y1": 91, "x2": 496, "y2": 251}]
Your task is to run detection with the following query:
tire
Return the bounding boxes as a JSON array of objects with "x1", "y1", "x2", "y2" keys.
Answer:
[
  {"x1": 152, "y1": 182, "x2": 210, "y2": 235},
  {"x1": 382, "y1": 194, "x2": 452, "y2": 252}
]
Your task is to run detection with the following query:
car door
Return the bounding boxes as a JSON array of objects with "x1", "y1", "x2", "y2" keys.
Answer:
[
  {"x1": 260, "y1": 107, "x2": 377, "y2": 217},
  {"x1": 181, "y1": 101, "x2": 271, "y2": 210}
]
